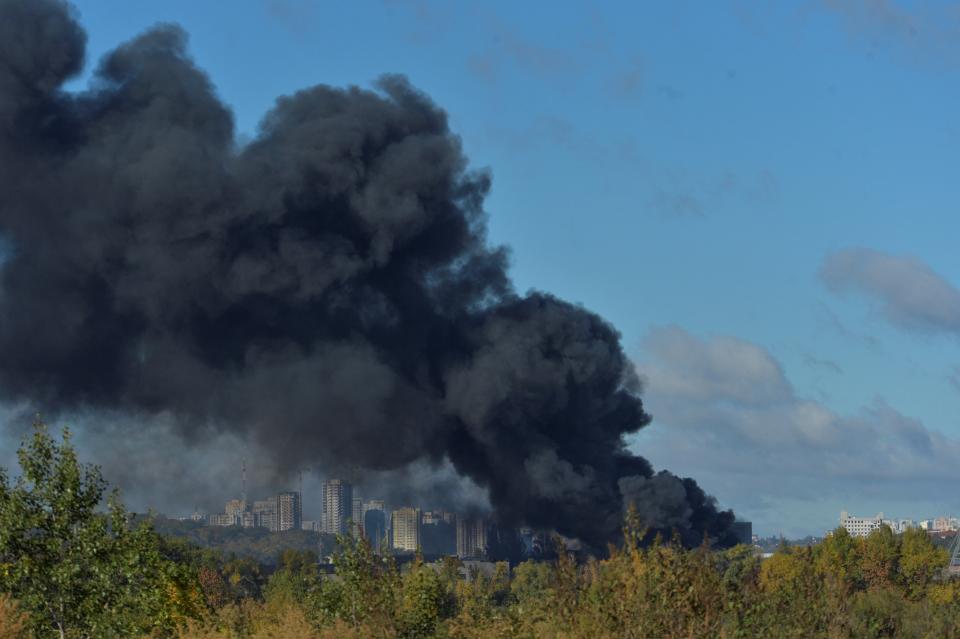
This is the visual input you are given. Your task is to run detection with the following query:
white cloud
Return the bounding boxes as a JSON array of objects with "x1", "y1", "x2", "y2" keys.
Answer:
[
  {"x1": 820, "y1": 248, "x2": 960, "y2": 334},
  {"x1": 634, "y1": 325, "x2": 960, "y2": 536}
]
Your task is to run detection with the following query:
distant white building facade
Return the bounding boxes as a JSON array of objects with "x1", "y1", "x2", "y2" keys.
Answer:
[{"x1": 840, "y1": 511, "x2": 884, "y2": 537}]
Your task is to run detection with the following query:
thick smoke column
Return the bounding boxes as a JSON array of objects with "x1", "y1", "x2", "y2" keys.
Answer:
[{"x1": 0, "y1": 0, "x2": 735, "y2": 548}]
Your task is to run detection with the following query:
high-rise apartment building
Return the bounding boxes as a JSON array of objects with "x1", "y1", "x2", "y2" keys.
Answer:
[
  {"x1": 322, "y1": 479, "x2": 353, "y2": 535},
  {"x1": 392, "y1": 507, "x2": 421, "y2": 553},
  {"x1": 364, "y1": 508, "x2": 388, "y2": 553},
  {"x1": 352, "y1": 496, "x2": 364, "y2": 536},
  {"x1": 363, "y1": 499, "x2": 385, "y2": 516},
  {"x1": 277, "y1": 491, "x2": 302, "y2": 532},
  {"x1": 253, "y1": 499, "x2": 278, "y2": 532},
  {"x1": 457, "y1": 517, "x2": 488, "y2": 558}
]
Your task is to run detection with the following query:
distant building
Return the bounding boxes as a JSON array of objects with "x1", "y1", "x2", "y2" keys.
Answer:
[
  {"x1": 840, "y1": 511, "x2": 884, "y2": 537},
  {"x1": 225, "y1": 499, "x2": 247, "y2": 525},
  {"x1": 934, "y1": 516, "x2": 952, "y2": 533},
  {"x1": 253, "y1": 499, "x2": 278, "y2": 532},
  {"x1": 352, "y1": 496, "x2": 364, "y2": 536},
  {"x1": 364, "y1": 508, "x2": 388, "y2": 553},
  {"x1": 277, "y1": 492, "x2": 302, "y2": 532},
  {"x1": 207, "y1": 499, "x2": 251, "y2": 527},
  {"x1": 208, "y1": 513, "x2": 233, "y2": 527},
  {"x1": 457, "y1": 517, "x2": 488, "y2": 558},
  {"x1": 731, "y1": 521, "x2": 753, "y2": 545},
  {"x1": 322, "y1": 479, "x2": 353, "y2": 535},
  {"x1": 363, "y1": 499, "x2": 385, "y2": 517},
  {"x1": 302, "y1": 520, "x2": 318, "y2": 532},
  {"x1": 898, "y1": 519, "x2": 917, "y2": 533},
  {"x1": 519, "y1": 527, "x2": 548, "y2": 558},
  {"x1": 421, "y1": 510, "x2": 457, "y2": 555},
  {"x1": 392, "y1": 507, "x2": 421, "y2": 553},
  {"x1": 422, "y1": 510, "x2": 455, "y2": 525}
]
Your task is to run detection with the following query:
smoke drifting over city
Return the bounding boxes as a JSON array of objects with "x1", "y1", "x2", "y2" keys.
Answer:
[{"x1": 0, "y1": 0, "x2": 734, "y2": 548}]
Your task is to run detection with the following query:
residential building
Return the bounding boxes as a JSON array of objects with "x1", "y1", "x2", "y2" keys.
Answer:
[
  {"x1": 840, "y1": 511, "x2": 883, "y2": 537},
  {"x1": 225, "y1": 499, "x2": 247, "y2": 525},
  {"x1": 457, "y1": 517, "x2": 488, "y2": 558},
  {"x1": 277, "y1": 491, "x2": 302, "y2": 532},
  {"x1": 934, "y1": 516, "x2": 952, "y2": 532},
  {"x1": 322, "y1": 479, "x2": 353, "y2": 535},
  {"x1": 364, "y1": 508, "x2": 388, "y2": 553},
  {"x1": 392, "y1": 507, "x2": 421, "y2": 553},
  {"x1": 422, "y1": 510, "x2": 455, "y2": 525},
  {"x1": 352, "y1": 496, "x2": 364, "y2": 536},
  {"x1": 208, "y1": 513, "x2": 233, "y2": 527},
  {"x1": 253, "y1": 499, "x2": 278, "y2": 532}
]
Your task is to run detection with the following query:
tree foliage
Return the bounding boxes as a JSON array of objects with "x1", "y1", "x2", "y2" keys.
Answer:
[{"x1": 0, "y1": 422, "x2": 202, "y2": 638}]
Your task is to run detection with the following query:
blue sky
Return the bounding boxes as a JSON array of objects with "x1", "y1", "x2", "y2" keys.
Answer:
[{"x1": 56, "y1": 0, "x2": 960, "y2": 536}]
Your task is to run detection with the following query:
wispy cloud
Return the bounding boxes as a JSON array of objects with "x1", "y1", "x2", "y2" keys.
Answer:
[
  {"x1": 820, "y1": 248, "x2": 960, "y2": 335},
  {"x1": 610, "y1": 57, "x2": 645, "y2": 100},
  {"x1": 948, "y1": 366, "x2": 960, "y2": 394},
  {"x1": 803, "y1": 353, "x2": 844, "y2": 374},
  {"x1": 817, "y1": 0, "x2": 960, "y2": 66},
  {"x1": 262, "y1": 0, "x2": 320, "y2": 37}
]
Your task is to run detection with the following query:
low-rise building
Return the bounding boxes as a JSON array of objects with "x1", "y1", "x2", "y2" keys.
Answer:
[{"x1": 840, "y1": 511, "x2": 884, "y2": 537}]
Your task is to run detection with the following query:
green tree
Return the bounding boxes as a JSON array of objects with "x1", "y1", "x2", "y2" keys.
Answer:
[
  {"x1": 859, "y1": 526, "x2": 899, "y2": 590},
  {"x1": 397, "y1": 555, "x2": 449, "y2": 639},
  {"x1": 263, "y1": 549, "x2": 320, "y2": 611},
  {"x1": 898, "y1": 527, "x2": 947, "y2": 599},
  {"x1": 0, "y1": 421, "x2": 201, "y2": 638}
]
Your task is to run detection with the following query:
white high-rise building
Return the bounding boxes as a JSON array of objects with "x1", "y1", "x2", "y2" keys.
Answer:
[
  {"x1": 322, "y1": 479, "x2": 353, "y2": 535},
  {"x1": 392, "y1": 507, "x2": 421, "y2": 553}
]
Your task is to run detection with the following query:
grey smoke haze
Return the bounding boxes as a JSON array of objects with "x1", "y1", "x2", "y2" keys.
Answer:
[
  {"x1": 0, "y1": 0, "x2": 735, "y2": 548},
  {"x1": 820, "y1": 248, "x2": 960, "y2": 335}
]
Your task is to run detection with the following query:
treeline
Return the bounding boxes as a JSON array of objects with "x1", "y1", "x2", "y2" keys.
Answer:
[
  {"x1": 4, "y1": 426, "x2": 960, "y2": 638},
  {"x1": 145, "y1": 518, "x2": 335, "y2": 568}
]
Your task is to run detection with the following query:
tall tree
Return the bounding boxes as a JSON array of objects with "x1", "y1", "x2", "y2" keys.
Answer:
[{"x1": 0, "y1": 421, "x2": 202, "y2": 638}]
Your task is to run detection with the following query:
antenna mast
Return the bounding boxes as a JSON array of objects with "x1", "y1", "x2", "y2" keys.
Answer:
[{"x1": 241, "y1": 457, "x2": 247, "y2": 505}]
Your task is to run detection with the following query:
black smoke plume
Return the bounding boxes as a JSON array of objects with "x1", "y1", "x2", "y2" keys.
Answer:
[{"x1": 0, "y1": 0, "x2": 735, "y2": 549}]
